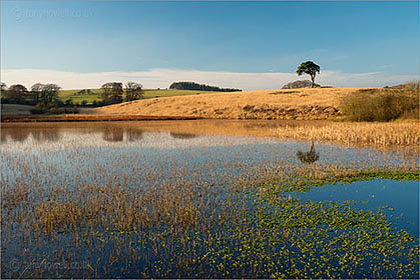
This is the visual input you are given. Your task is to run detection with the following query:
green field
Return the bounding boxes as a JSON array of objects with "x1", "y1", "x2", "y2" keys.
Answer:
[{"x1": 59, "y1": 89, "x2": 221, "y2": 105}]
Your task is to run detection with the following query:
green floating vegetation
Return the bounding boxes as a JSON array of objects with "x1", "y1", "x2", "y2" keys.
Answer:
[
  {"x1": 255, "y1": 169, "x2": 419, "y2": 194},
  {"x1": 144, "y1": 198, "x2": 419, "y2": 279}
]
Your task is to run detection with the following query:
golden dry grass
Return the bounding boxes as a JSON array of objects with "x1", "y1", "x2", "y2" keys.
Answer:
[
  {"x1": 274, "y1": 120, "x2": 419, "y2": 148},
  {"x1": 94, "y1": 88, "x2": 362, "y2": 120}
]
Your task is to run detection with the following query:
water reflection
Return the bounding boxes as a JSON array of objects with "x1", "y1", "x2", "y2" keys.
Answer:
[
  {"x1": 102, "y1": 127, "x2": 144, "y2": 142},
  {"x1": 126, "y1": 128, "x2": 144, "y2": 142},
  {"x1": 292, "y1": 179, "x2": 419, "y2": 236},
  {"x1": 296, "y1": 141, "x2": 320, "y2": 164},
  {"x1": 3, "y1": 129, "x2": 30, "y2": 142},
  {"x1": 1, "y1": 128, "x2": 60, "y2": 142},
  {"x1": 170, "y1": 132, "x2": 198, "y2": 139},
  {"x1": 103, "y1": 127, "x2": 124, "y2": 142},
  {"x1": 31, "y1": 129, "x2": 60, "y2": 142}
]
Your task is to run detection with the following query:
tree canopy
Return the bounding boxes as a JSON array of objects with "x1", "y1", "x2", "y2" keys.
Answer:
[
  {"x1": 125, "y1": 81, "x2": 144, "y2": 101},
  {"x1": 7, "y1": 84, "x2": 29, "y2": 103},
  {"x1": 101, "y1": 82, "x2": 123, "y2": 105},
  {"x1": 296, "y1": 61, "x2": 320, "y2": 88},
  {"x1": 29, "y1": 83, "x2": 61, "y2": 104}
]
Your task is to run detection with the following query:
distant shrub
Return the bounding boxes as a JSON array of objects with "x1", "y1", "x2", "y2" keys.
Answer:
[
  {"x1": 47, "y1": 106, "x2": 64, "y2": 115},
  {"x1": 30, "y1": 102, "x2": 80, "y2": 115},
  {"x1": 64, "y1": 99, "x2": 73, "y2": 106},
  {"x1": 386, "y1": 81, "x2": 420, "y2": 90},
  {"x1": 340, "y1": 89, "x2": 419, "y2": 122},
  {"x1": 30, "y1": 103, "x2": 47, "y2": 114},
  {"x1": 65, "y1": 106, "x2": 80, "y2": 114},
  {"x1": 282, "y1": 80, "x2": 313, "y2": 89},
  {"x1": 92, "y1": 100, "x2": 104, "y2": 107},
  {"x1": 404, "y1": 81, "x2": 420, "y2": 91}
]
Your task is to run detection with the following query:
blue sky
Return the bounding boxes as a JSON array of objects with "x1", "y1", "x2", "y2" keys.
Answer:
[{"x1": 1, "y1": 1, "x2": 419, "y2": 89}]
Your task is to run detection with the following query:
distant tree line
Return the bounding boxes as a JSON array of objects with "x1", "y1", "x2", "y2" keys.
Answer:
[
  {"x1": 1, "y1": 81, "x2": 145, "y2": 113},
  {"x1": 1, "y1": 82, "x2": 80, "y2": 114},
  {"x1": 1, "y1": 82, "x2": 61, "y2": 105},
  {"x1": 169, "y1": 81, "x2": 242, "y2": 92}
]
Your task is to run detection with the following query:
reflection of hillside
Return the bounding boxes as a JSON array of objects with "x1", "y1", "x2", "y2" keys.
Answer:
[
  {"x1": 170, "y1": 132, "x2": 198, "y2": 139},
  {"x1": 102, "y1": 127, "x2": 144, "y2": 142}
]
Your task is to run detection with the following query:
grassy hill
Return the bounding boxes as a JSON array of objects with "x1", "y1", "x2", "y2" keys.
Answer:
[
  {"x1": 59, "y1": 89, "x2": 224, "y2": 104},
  {"x1": 94, "y1": 87, "x2": 351, "y2": 120}
]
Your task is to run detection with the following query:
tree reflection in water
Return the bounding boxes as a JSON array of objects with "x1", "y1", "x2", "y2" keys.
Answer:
[
  {"x1": 169, "y1": 132, "x2": 198, "y2": 139},
  {"x1": 102, "y1": 127, "x2": 144, "y2": 142},
  {"x1": 296, "y1": 140, "x2": 320, "y2": 164},
  {"x1": 31, "y1": 129, "x2": 60, "y2": 142},
  {"x1": 1, "y1": 128, "x2": 60, "y2": 143}
]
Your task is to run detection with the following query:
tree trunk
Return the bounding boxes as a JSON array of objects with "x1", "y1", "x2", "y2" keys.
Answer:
[{"x1": 311, "y1": 75, "x2": 315, "y2": 88}]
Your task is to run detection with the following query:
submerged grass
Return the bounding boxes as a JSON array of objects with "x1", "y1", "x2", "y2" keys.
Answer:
[{"x1": 2, "y1": 166, "x2": 418, "y2": 278}]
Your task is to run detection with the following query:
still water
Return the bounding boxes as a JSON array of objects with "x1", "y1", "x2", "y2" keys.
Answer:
[
  {"x1": 1, "y1": 121, "x2": 418, "y2": 278},
  {"x1": 1, "y1": 121, "x2": 418, "y2": 233}
]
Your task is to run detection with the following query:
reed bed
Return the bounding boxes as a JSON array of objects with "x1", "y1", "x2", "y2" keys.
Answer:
[
  {"x1": 1, "y1": 124, "x2": 419, "y2": 278},
  {"x1": 274, "y1": 121, "x2": 419, "y2": 148}
]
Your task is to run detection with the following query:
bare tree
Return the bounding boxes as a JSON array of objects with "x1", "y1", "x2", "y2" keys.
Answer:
[
  {"x1": 101, "y1": 82, "x2": 123, "y2": 105},
  {"x1": 7, "y1": 84, "x2": 29, "y2": 104},
  {"x1": 42, "y1": 84, "x2": 61, "y2": 103},
  {"x1": 30, "y1": 83, "x2": 44, "y2": 104},
  {"x1": 125, "y1": 81, "x2": 144, "y2": 101},
  {"x1": 30, "y1": 83, "x2": 61, "y2": 104}
]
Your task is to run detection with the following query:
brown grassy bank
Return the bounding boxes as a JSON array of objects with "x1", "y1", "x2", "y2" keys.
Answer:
[
  {"x1": 1, "y1": 114, "x2": 199, "y2": 122},
  {"x1": 94, "y1": 88, "x2": 355, "y2": 120}
]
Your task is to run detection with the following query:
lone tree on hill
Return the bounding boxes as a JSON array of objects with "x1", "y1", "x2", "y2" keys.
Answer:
[{"x1": 296, "y1": 61, "x2": 320, "y2": 88}]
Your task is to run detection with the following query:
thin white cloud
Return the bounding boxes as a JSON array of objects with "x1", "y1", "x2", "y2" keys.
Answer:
[{"x1": 1, "y1": 68, "x2": 418, "y2": 90}]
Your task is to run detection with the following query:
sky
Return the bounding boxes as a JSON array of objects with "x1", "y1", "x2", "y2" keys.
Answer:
[{"x1": 1, "y1": 1, "x2": 419, "y2": 90}]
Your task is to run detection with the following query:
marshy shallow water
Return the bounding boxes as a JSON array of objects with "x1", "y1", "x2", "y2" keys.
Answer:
[{"x1": 1, "y1": 121, "x2": 419, "y2": 278}]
